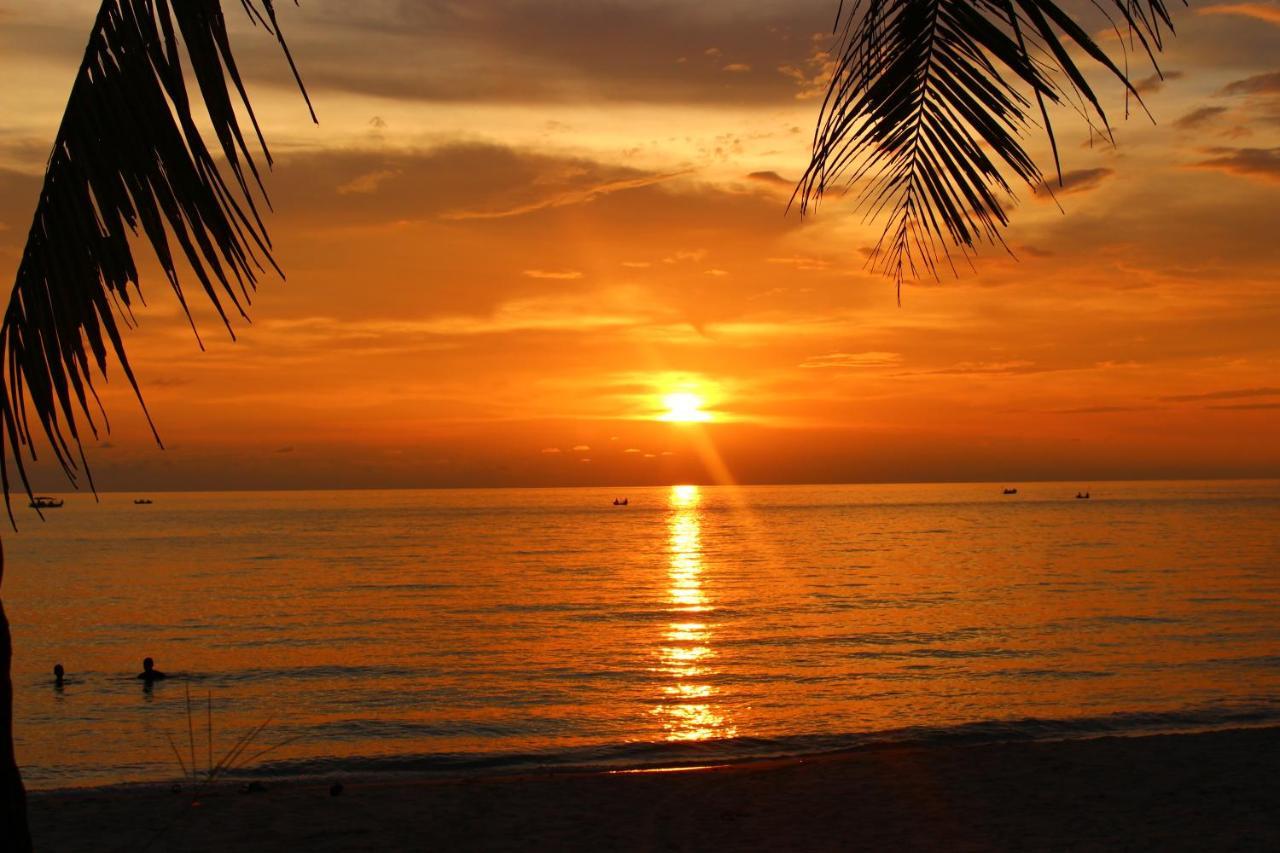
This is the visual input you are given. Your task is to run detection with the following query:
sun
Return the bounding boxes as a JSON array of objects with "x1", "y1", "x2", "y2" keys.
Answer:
[{"x1": 660, "y1": 392, "x2": 711, "y2": 423}]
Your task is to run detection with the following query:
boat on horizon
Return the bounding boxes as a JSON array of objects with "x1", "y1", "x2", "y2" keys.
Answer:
[
  {"x1": 29, "y1": 496, "x2": 64, "y2": 509},
  {"x1": 1002, "y1": 488, "x2": 1018, "y2": 495},
  {"x1": 133, "y1": 498, "x2": 153, "y2": 505}
]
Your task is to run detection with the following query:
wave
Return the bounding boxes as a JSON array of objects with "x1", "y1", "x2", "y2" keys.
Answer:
[{"x1": 241, "y1": 701, "x2": 1280, "y2": 782}]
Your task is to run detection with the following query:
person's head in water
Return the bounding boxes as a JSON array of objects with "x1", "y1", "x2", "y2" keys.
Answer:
[
  {"x1": 53, "y1": 663, "x2": 64, "y2": 686},
  {"x1": 138, "y1": 657, "x2": 167, "y2": 681}
]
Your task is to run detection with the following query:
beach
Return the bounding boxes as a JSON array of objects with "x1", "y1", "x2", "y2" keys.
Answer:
[{"x1": 28, "y1": 726, "x2": 1280, "y2": 851}]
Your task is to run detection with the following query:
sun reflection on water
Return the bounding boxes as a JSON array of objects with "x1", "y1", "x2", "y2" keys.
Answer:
[{"x1": 652, "y1": 485, "x2": 738, "y2": 742}]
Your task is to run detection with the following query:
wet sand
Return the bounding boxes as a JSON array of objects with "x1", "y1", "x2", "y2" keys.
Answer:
[{"x1": 28, "y1": 726, "x2": 1280, "y2": 851}]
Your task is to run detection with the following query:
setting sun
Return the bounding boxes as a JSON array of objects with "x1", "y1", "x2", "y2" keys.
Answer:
[{"x1": 660, "y1": 392, "x2": 712, "y2": 423}]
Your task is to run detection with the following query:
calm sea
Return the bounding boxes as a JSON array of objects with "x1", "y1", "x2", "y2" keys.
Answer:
[{"x1": 6, "y1": 481, "x2": 1280, "y2": 789}]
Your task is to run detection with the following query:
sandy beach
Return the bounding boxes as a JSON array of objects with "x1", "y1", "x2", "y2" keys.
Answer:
[{"x1": 27, "y1": 726, "x2": 1280, "y2": 852}]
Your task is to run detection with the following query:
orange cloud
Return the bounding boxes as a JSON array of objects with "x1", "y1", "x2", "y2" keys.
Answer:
[
  {"x1": 799, "y1": 352, "x2": 902, "y2": 369},
  {"x1": 1198, "y1": 4, "x2": 1280, "y2": 25},
  {"x1": 523, "y1": 269, "x2": 584, "y2": 280},
  {"x1": 441, "y1": 171, "x2": 690, "y2": 220},
  {"x1": 337, "y1": 168, "x2": 401, "y2": 195}
]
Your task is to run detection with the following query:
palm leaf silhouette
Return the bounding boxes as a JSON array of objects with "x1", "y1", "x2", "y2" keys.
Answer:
[
  {"x1": 0, "y1": 0, "x2": 314, "y2": 517},
  {"x1": 796, "y1": 0, "x2": 1181, "y2": 295}
]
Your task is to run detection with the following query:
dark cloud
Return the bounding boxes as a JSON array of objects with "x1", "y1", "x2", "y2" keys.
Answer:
[
  {"x1": 241, "y1": 0, "x2": 836, "y2": 106},
  {"x1": 1220, "y1": 70, "x2": 1280, "y2": 96},
  {"x1": 1190, "y1": 147, "x2": 1280, "y2": 183},
  {"x1": 1160, "y1": 386, "x2": 1280, "y2": 402},
  {"x1": 1173, "y1": 105, "x2": 1229, "y2": 130},
  {"x1": 271, "y1": 144, "x2": 683, "y2": 226},
  {"x1": 746, "y1": 170, "x2": 793, "y2": 187},
  {"x1": 1208, "y1": 402, "x2": 1280, "y2": 410},
  {"x1": 1033, "y1": 168, "x2": 1114, "y2": 198},
  {"x1": 1135, "y1": 69, "x2": 1185, "y2": 94},
  {"x1": 1050, "y1": 406, "x2": 1144, "y2": 414}
]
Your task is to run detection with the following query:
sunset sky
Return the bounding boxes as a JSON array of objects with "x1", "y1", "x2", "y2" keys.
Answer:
[{"x1": 1, "y1": 0, "x2": 1278, "y2": 491}]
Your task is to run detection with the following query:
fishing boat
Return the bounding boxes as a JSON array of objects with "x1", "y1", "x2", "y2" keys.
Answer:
[
  {"x1": 29, "y1": 496, "x2": 64, "y2": 509},
  {"x1": 1002, "y1": 488, "x2": 1018, "y2": 495},
  {"x1": 133, "y1": 498, "x2": 153, "y2": 505}
]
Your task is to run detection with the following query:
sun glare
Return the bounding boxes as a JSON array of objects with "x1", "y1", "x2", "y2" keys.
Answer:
[{"x1": 660, "y1": 392, "x2": 711, "y2": 423}]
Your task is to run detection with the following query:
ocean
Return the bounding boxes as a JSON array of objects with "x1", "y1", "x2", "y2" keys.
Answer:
[{"x1": 6, "y1": 481, "x2": 1280, "y2": 789}]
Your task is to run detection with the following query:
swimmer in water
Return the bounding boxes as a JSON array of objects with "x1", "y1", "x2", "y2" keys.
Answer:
[
  {"x1": 53, "y1": 663, "x2": 64, "y2": 688},
  {"x1": 137, "y1": 657, "x2": 168, "y2": 682}
]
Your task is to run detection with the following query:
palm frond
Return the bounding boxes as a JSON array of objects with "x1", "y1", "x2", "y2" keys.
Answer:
[
  {"x1": 0, "y1": 0, "x2": 313, "y2": 520},
  {"x1": 796, "y1": 0, "x2": 1182, "y2": 295}
]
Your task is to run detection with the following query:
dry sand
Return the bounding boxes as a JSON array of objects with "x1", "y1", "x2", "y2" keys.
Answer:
[{"x1": 28, "y1": 726, "x2": 1280, "y2": 852}]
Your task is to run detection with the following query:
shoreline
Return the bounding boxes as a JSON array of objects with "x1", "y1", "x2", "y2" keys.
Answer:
[
  {"x1": 25, "y1": 711, "x2": 1280, "y2": 795},
  {"x1": 29, "y1": 725, "x2": 1280, "y2": 851}
]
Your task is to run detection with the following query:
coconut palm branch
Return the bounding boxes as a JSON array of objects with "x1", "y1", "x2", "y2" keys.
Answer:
[
  {"x1": 796, "y1": 0, "x2": 1182, "y2": 294},
  {"x1": 0, "y1": 0, "x2": 314, "y2": 516},
  {"x1": 0, "y1": 2, "x2": 311, "y2": 849}
]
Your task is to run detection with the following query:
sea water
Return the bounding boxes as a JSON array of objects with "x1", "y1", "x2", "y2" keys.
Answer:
[{"x1": 6, "y1": 481, "x2": 1280, "y2": 788}]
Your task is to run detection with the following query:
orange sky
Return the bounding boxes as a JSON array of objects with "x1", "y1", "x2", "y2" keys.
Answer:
[{"x1": 1, "y1": 1, "x2": 1278, "y2": 490}]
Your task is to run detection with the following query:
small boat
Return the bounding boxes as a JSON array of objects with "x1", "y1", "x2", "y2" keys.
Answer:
[
  {"x1": 1002, "y1": 488, "x2": 1018, "y2": 495},
  {"x1": 133, "y1": 498, "x2": 153, "y2": 505},
  {"x1": 612, "y1": 498, "x2": 629, "y2": 506},
  {"x1": 1075, "y1": 492, "x2": 1090, "y2": 500},
  {"x1": 29, "y1": 496, "x2": 64, "y2": 509}
]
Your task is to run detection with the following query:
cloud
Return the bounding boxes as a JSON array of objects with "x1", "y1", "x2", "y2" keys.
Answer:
[
  {"x1": 664, "y1": 249, "x2": 708, "y2": 264},
  {"x1": 746, "y1": 170, "x2": 794, "y2": 190},
  {"x1": 572, "y1": 445, "x2": 591, "y2": 452},
  {"x1": 337, "y1": 168, "x2": 401, "y2": 195},
  {"x1": 1173, "y1": 105, "x2": 1229, "y2": 130},
  {"x1": 275, "y1": 446, "x2": 295, "y2": 454},
  {"x1": 799, "y1": 352, "x2": 902, "y2": 369},
  {"x1": 1190, "y1": 147, "x2": 1280, "y2": 183},
  {"x1": 768, "y1": 256, "x2": 829, "y2": 271},
  {"x1": 412, "y1": 290, "x2": 661, "y2": 336},
  {"x1": 1050, "y1": 406, "x2": 1142, "y2": 414},
  {"x1": 909, "y1": 360, "x2": 1050, "y2": 376},
  {"x1": 1208, "y1": 401, "x2": 1280, "y2": 410},
  {"x1": 1033, "y1": 168, "x2": 1114, "y2": 198},
  {"x1": 777, "y1": 43, "x2": 838, "y2": 100},
  {"x1": 1199, "y1": 4, "x2": 1280, "y2": 25},
  {"x1": 442, "y1": 171, "x2": 690, "y2": 220},
  {"x1": 1135, "y1": 70, "x2": 1185, "y2": 94},
  {"x1": 540, "y1": 447, "x2": 561, "y2": 454},
  {"x1": 270, "y1": 1, "x2": 835, "y2": 107},
  {"x1": 523, "y1": 269, "x2": 584, "y2": 280},
  {"x1": 1220, "y1": 71, "x2": 1280, "y2": 96},
  {"x1": 1160, "y1": 386, "x2": 1280, "y2": 402}
]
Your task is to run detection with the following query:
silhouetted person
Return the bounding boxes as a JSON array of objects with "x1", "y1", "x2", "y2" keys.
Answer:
[
  {"x1": 53, "y1": 663, "x2": 64, "y2": 688},
  {"x1": 137, "y1": 657, "x2": 168, "y2": 683}
]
